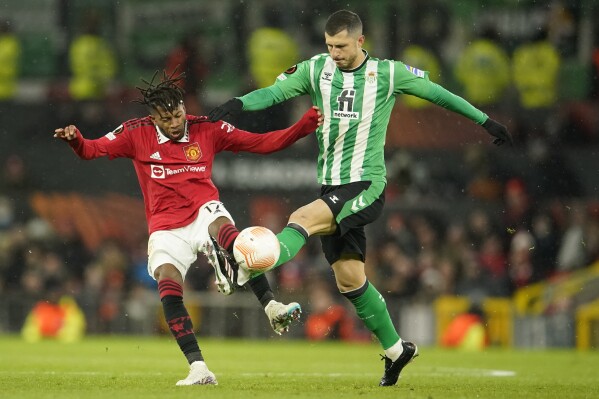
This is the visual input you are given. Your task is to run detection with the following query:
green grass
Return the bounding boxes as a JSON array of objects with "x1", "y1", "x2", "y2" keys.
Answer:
[{"x1": 0, "y1": 335, "x2": 597, "y2": 399}]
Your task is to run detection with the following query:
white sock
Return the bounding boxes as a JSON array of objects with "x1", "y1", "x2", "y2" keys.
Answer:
[
  {"x1": 384, "y1": 339, "x2": 404, "y2": 362},
  {"x1": 190, "y1": 360, "x2": 206, "y2": 368}
]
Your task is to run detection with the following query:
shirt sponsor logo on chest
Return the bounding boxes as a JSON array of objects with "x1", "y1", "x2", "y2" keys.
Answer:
[
  {"x1": 333, "y1": 89, "x2": 360, "y2": 120},
  {"x1": 151, "y1": 165, "x2": 166, "y2": 179},
  {"x1": 150, "y1": 164, "x2": 207, "y2": 179}
]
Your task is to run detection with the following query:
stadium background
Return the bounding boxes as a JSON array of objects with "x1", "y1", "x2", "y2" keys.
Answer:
[{"x1": 1, "y1": 0, "x2": 598, "y2": 350}]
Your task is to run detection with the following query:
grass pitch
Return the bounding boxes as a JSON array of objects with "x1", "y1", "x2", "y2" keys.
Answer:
[{"x1": 0, "y1": 335, "x2": 597, "y2": 399}]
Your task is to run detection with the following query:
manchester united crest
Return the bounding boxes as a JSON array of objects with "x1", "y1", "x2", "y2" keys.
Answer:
[{"x1": 183, "y1": 142, "x2": 202, "y2": 162}]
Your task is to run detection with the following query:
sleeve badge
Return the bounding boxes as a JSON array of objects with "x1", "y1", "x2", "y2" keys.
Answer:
[
  {"x1": 104, "y1": 124, "x2": 124, "y2": 141},
  {"x1": 405, "y1": 64, "x2": 425, "y2": 78},
  {"x1": 284, "y1": 65, "x2": 297, "y2": 74}
]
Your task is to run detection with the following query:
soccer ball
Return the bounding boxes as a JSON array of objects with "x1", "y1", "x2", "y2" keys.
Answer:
[{"x1": 233, "y1": 226, "x2": 280, "y2": 273}]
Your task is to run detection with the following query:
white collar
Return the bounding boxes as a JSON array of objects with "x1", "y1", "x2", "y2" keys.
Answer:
[{"x1": 155, "y1": 120, "x2": 189, "y2": 144}]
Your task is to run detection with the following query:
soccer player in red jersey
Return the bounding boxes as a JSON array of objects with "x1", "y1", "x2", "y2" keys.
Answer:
[{"x1": 54, "y1": 71, "x2": 323, "y2": 385}]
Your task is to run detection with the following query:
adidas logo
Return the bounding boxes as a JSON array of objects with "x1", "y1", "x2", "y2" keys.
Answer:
[{"x1": 150, "y1": 151, "x2": 162, "y2": 160}]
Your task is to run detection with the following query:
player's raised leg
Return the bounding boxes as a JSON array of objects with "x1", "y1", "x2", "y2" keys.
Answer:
[
  {"x1": 205, "y1": 234, "x2": 240, "y2": 295},
  {"x1": 209, "y1": 218, "x2": 302, "y2": 334},
  {"x1": 268, "y1": 199, "x2": 335, "y2": 269}
]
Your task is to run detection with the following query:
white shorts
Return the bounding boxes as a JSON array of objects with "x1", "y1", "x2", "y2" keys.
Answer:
[{"x1": 147, "y1": 200, "x2": 234, "y2": 280}]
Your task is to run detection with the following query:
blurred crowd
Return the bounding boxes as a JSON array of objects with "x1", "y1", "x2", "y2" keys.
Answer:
[
  {"x1": 1, "y1": 1, "x2": 599, "y2": 337},
  {"x1": 1, "y1": 146, "x2": 598, "y2": 336},
  {"x1": 1, "y1": 1, "x2": 598, "y2": 142}
]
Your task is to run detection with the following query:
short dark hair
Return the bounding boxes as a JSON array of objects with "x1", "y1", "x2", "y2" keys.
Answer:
[
  {"x1": 134, "y1": 69, "x2": 185, "y2": 113},
  {"x1": 325, "y1": 10, "x2": 362, "y2": 36}
]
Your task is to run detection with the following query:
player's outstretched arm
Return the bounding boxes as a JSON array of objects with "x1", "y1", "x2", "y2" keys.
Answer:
[
  {"x1": 294, "y1": 106, "x2": 323, "y2": 131},
  {"x1": 222, "y1": 106, "x2": 322, "y2": 155},
  {"x1": 53, "y1": 124, "x2": 116, "y2": 160},
  {"x1": 398, "y1": 70, "x2": 514, "y2": 147},
  {"x1": 209, "y1": 71, "x2": 306, "y2": 122},
  {"x1": 260, "y1": 105, "x2": 323, "y2": 152}
]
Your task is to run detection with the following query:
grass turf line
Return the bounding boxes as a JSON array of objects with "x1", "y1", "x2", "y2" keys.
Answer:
[{"x1": 0, "y1": 335, "x2": 598, "y2": 399}]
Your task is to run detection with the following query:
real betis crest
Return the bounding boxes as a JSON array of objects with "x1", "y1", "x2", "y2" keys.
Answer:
[{"x1": 366, "y1": 71, "x2": 377, "y2": 84}]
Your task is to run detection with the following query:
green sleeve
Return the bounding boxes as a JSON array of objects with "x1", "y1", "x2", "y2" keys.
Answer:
[
  {"x1": 394, "y1": 61, "x2": 488, "y2": 124},
  {"x1": 239, "y1": 61, "x2": 312, "y2": 111}
]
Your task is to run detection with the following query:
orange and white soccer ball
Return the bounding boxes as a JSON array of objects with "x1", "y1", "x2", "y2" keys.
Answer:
[{"x1": 233, "y1": 226, "x2": 280, "y2": 273}]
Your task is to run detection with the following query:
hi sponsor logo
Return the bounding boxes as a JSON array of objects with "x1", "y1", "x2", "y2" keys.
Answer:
[
  {"x1": 151, "y1": 165, "x2": 165, "y2": 179},
  {"x1": 150, "y1": 164, "x2": 206, "y2": 179}
]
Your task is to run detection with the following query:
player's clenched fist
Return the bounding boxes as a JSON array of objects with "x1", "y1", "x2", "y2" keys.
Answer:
[{"x1": 54, "y1": 125, "x2": 79, "y2": 141}]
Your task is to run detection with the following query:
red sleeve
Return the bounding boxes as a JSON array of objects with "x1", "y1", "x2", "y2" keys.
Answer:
[
  {"x1": 213, "y1": 108, "x2": 318, "y2": 154},
  {"x1": 67, "y1": 125, "x2": 135, "y2": 160}
]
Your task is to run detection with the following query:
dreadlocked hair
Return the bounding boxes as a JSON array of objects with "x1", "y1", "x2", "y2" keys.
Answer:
[{"x1": 134, "y1": 68, "x2": 186, "y2": 113}]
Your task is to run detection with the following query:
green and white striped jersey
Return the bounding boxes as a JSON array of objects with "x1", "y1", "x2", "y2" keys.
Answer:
[{"x1": 239, "y1": 52, "x2": 488, "y2": 185}]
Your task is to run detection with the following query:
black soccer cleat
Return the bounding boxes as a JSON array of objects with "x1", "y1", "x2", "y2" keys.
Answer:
[
  {"x1": 206, "y1": 236, "x2": 240, "y2": 295},
  {"x1": 379, "y1": 341, "x2": 419, "y2": 386}
]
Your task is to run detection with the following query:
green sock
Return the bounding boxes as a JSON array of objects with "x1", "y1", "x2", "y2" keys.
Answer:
[
  {"x1": 346, "y1": 282, "x2": 400, "y2": 349},
  {"x1": 273, "y1": 226, "x2": 307, "y2": 268}
]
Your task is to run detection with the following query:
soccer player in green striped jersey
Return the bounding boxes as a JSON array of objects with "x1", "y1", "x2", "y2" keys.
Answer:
[{"x1": 210, "y1": 10, "x2": 512, "y2": 386}]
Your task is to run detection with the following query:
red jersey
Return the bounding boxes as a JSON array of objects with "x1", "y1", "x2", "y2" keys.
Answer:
[{"x1": 68, "y1": 109, "x2": 318, "y2": 234}]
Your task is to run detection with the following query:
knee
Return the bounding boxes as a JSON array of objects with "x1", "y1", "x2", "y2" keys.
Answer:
[
  {"x1": 332, "y1": 257, "x2": 366, "y2": 292},
  {"x1": 288, "y1": 200, "x2": 335, "y2": 236},
  {"x1": 208, "y1": 216, "x2": 232, "y2": 238},
  {"x1": 289, "y1": 207, "x2": 310, "y2": 226},
  {"x1": 336, "y1": 279, "x2": 362, "y2": 293},
  {"x1": 334, "y1": 271, "x2": 366, "y2": 292},
  {"x1": 154, "y1": 263, "x2": 183, "y2": 284},
  {"x1": 289, "y1": 206, "x2": 324, "y2": 233}
]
